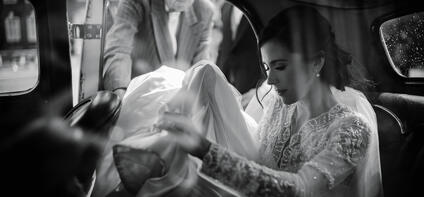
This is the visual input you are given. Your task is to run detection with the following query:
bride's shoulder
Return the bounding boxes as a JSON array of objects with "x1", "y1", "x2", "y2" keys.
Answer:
[
  {"x1": 330, "y1": 104, "x2": 372, "y2": 132},
  {"x1": 327, "y1": 106, "x2": 372, "y2": 163}
]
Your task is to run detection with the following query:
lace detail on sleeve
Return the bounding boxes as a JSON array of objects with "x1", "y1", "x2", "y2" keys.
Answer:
[
  {"x1": 330, "y1": 116, "x2": 370, "y2": 165},
  {"x1": 201, "y1": 143, "x2": 304, "y2": 197},
  {"x1": 303, "y1": 115, "x2": 371, "y2": 189},
  {"x1": 305, "y1": 161, "x2": 335, "y2": 188},
  {"x1": 201, "y1": 109, "x2": 373, "y2": 196}
]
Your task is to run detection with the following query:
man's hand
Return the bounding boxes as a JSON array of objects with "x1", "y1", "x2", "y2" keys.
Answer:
[{"x1": 113, "y1": 88, "x2": 126, "y2": 99}]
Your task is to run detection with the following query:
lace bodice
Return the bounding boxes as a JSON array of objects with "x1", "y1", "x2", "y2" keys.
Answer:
[
  {"x1": 200, "y1": 96, "x2": 372, "y2": 197},
  {"x1": 257, "y1": 96, "x2": 355, "y2": 172}
]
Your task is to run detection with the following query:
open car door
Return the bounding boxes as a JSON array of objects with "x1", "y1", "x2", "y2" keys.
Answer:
[{"x1": 0, "y1": 0, "x2": 72, "y2": 136}]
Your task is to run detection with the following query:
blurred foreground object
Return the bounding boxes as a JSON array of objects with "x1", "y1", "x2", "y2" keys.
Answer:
[
  {"x1": 65, "y1": 90, "x2": 122, "y2": 193},
  {"x1": 0, "y1": 117, "x2": 103, "y2": 197},
  {"x1": 0, "y1": 91, "x2": 121, "y2": 196}
]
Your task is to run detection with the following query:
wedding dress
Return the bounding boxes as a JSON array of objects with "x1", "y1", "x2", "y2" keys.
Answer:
[
  {"x1": 93, "y1": 61, "x2": 381, "y2": 197},
  {"x1": 93, "y1": 62, "x2": 258, "y2": 197},
  {"x1": 202, "y1": 92, "x2": 382, "y2": 197}
]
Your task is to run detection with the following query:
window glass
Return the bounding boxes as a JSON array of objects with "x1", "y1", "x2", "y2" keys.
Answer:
[
  {"x1": 380, "y1": 12, "x2": 424, "y2": 78},
  {"x1": 0, "y1": 0, "x2": 39, "y2": 95}
]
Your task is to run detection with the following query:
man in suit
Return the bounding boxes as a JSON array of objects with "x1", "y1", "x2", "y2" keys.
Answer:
[
  {"x1": 217, "y1": 3, "x2": 263, "y2": 96},
  {"x1": 103, "y1": 0, "x2": 214, "y2": 98}
]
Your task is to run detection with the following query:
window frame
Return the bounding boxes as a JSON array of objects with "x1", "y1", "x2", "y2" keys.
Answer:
[
  {"x1": 372, "y1": 7, "x2": 424, "y2": 84},
  {"x1": 0, "y1": 0, "x2": 73, "y2": 132},
  {"x1": 0, "y1": 0, "x2": 40, "y2": 96}
]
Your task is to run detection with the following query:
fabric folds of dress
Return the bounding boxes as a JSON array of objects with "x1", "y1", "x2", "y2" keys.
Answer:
[{"x1": 93, "y1": 61, "x2": 257, "y2": 197}]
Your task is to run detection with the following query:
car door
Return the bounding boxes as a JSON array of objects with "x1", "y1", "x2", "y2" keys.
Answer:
[{"x1": 0, "y1": 0, "x2": 72, "y2": 137}]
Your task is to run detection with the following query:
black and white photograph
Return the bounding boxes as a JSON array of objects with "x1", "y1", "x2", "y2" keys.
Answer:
[{"x1": 1, "y1": 0, "x2": 423, "y2": 196}]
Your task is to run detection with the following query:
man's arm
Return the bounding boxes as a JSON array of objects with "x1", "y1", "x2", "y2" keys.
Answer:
[{"x1": 103, "y1": 0, "x2": 144, "y2": 92}]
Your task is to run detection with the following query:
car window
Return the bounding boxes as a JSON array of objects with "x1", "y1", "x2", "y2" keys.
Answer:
[
  {"x1": 0, "y1": 0, "x2": 39, "y2": 95},
  {"x1": 380, "y1": 12, "x2": 424, "y2": 78}
]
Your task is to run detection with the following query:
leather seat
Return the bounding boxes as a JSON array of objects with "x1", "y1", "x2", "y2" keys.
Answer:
[
  {"x1": 373, "y1": 104, "x2": 405, "y2": 197},
  {"x1": 408, "y1": 146, "x2": 424, "y2": 196},
  {"x1": 372, "y1": 92, "x2": 424, "y2": 197},
  {"x1": 377, "y1": 93, "x2": 424, "y2": 133}
]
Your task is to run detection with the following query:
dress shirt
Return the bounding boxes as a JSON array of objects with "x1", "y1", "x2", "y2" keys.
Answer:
[
  {"x1": 230, "y1": 7, "x2": 243, "y2": 40},
  {"x1": 166, "y1": 5, "x2": 181, "y2": 56}
]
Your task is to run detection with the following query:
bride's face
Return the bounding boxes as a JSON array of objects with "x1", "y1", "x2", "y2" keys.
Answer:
[{"x1": 261, "y1": 40, "x2": 316, "y2": 104}]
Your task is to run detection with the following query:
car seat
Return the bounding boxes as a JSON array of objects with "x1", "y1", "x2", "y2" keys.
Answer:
[{"x1": 372, "y1": 92, "x2": 424, "y2": 197}]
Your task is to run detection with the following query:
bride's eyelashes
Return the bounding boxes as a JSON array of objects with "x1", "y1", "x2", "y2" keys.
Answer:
[
  {"x1": 274, "y1": 65, "x2": 287, "y2": 71},
  {"x1": 271, "y1": 61, "x2": 288, "y2": 71}
]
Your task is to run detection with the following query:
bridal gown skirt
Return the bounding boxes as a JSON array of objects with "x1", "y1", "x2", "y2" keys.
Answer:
[{"x1": 93, "y1": 61, "x2": 258, "y2": 197}]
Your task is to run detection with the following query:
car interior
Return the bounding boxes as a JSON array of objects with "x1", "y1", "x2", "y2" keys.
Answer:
[{"x1": 0, "y1": 0, "x2": 423, "y2": 196}]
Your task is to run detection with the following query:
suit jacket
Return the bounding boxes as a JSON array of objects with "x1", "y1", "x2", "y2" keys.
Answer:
[
  {"x1": 217, "y1": 4, "x2": 263, "y2": 94},
  {"x1": 103, "y1": 0, "x2": 214, "y2": 91}
]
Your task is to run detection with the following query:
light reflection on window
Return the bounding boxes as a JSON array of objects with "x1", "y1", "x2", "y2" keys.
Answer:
[{"x1": 0, "y1": 0, "x2": 39, "y2": 95}]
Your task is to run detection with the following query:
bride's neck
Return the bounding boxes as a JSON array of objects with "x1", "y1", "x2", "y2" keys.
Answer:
[{"x1": 299, "y1": 82, "x2": 338, "y2": 119}]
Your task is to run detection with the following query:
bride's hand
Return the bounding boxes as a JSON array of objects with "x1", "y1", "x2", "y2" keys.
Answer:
[{"x1": 155, "y1": 112, "x2": 211, "y2": 159}]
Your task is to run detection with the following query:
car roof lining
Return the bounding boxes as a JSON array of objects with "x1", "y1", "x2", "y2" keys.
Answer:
[{"x1": 291, "y1": 0, "x2": 395, "y2": 9}]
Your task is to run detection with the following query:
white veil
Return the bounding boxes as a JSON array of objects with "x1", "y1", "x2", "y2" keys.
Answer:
[{"x1": 332, "y1": 87, "x2": 383, "y2": 197}]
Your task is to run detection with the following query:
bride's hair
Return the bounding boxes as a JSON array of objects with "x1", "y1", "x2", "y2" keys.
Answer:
[{"x1": 259, "y1": 5, "x2": 353, "y2": 90}]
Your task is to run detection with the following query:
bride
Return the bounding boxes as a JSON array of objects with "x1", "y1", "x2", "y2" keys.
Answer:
[{"x1": 93, "y1": 5, "x2": 382, "y2": 197}]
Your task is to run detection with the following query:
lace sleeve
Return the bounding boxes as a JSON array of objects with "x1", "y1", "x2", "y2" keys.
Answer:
[
  {"x1": 200, "y1": 115, "x2": 371, "y2": 197},
  {"x1": 201, "y1": 143, "x2": 303, "y2": 197},
  {"x1": 303, "y1": 115, "x2": 371, "y2": 189}
]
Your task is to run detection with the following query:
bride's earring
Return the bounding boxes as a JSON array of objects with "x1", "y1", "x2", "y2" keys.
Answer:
[{"x1": 313, "y1": 53, "x2": 324, "y2": 78}]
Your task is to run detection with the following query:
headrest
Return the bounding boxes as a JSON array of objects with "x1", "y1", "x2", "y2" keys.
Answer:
[
  {"x1": 373, "y1": 104, "x2": 405, "y2": 135},
  {"x1": 377, "y1": 93, "x2": 424, "y2": 133}
]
